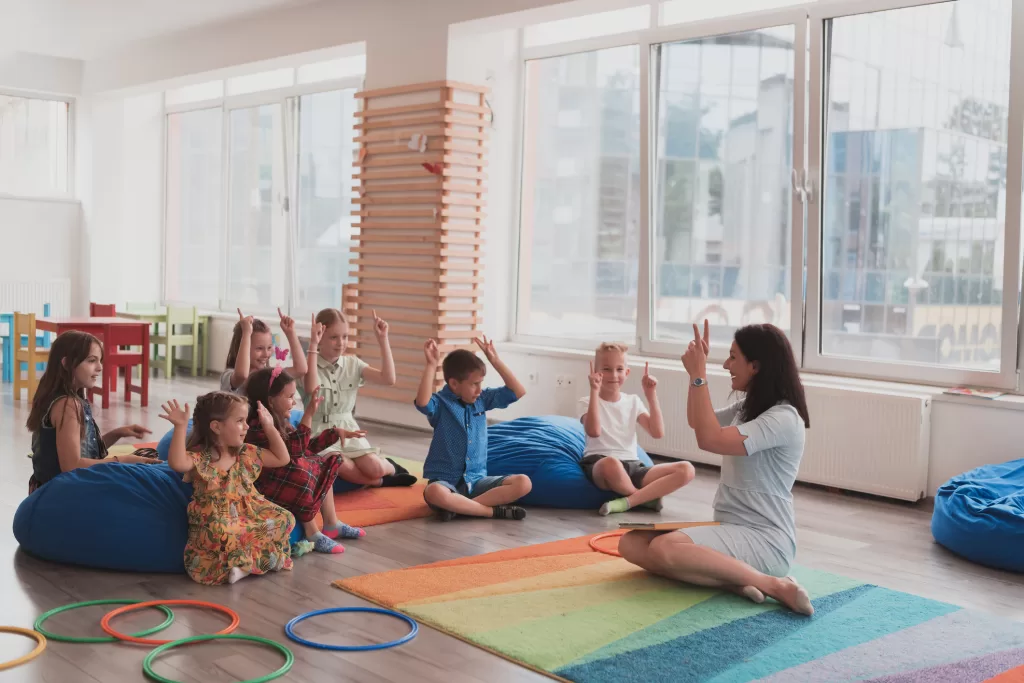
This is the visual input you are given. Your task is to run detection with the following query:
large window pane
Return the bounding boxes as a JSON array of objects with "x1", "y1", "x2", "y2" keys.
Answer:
[
  {"x1": 518, "y1": 46, "x2": 641, "y2": 341},
  {"x1": 821, "y1": 1, "x2": 1011, "y2": 370},
  {"x1": 227, "y1": 104, "x2": 285, "y2": 309},
  {"x1": 653, "y1": 26, "x2": 796, "y2": 344},
  {"x1": 0, "y1": 96, "x2": 69, "y2": 197},
  {"x1": 165, "y1": 108, "x2": 222, "y2": 305},
  {"x1": 294, "y1": 89, "x2": 358, "y2": 316}
]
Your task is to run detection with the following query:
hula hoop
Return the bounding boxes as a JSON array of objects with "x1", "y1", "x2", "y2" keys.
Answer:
[
  {"x1": 285, "y1": 607, "x2": 418, "y2": 651},
  {"x1": 143, "y1": 634, "x2": 293, "y2": 683},
  {"x1": 35, "y1": 599, "x2": 175, "y2": 644},
  {"x1": 0, "y1": 627, "x2": 47, "y2": 671},
  {"x1": 101, "y1": 600, "x2": 239, "y2": 646},
  {"x1": 589, "y1": 530, "x2": 627, "y2": 557}
]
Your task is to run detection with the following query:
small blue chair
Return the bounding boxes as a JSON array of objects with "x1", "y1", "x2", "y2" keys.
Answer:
[{"x1": 2, "y1": 303, "x2": 51, "y2": 383}]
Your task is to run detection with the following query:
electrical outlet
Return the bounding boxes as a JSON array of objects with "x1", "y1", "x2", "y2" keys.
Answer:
[
  {"x1": 564, "y1": 376, "x2": 574, "y2": 387},
  {"x1": 555, "y1": 375, "x2": 566, "y2": 388},
  {"x1": 527, "y1": 371, "x2": 539, "y2": 385}
]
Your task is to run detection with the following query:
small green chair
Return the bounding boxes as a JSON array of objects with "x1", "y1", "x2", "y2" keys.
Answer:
[{"x1": 151, "y1": 306, "x2": 200, "y2": 378}]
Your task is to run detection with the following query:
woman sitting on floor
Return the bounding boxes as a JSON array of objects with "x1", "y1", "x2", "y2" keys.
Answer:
[{"x1": 618, "y1": 321, "x2": 815, "y2": 616}]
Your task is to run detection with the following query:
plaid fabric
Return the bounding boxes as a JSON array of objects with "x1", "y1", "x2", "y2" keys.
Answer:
[{"x1": 246, "y1": 422, "x2": 344, "y2": 522}]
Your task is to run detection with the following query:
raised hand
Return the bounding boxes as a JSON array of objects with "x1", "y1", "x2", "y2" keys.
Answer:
[
  {"x1": 372, "y1": 309, "x2": 389, "y2": 340},
  {"x1": 681, "y1": 323, "x2": 709, "y2": 378},
  {"x1": 303, "y1": 386, "x2": 324, "y2": 417},
  {"x1": 473, "y1": 334, "x2": 497, "y2": 362},
  {"x1": 335, "y1": 428, "x2": 367, "y2": 445},
  {"x1": 588, "y1": 361, "x2": 603, "y2": 392},
  {"x1": 278, "y1": 307, "x2": 295, "y2": 334},
  {"x1": 158, "y1": 400, "x2": 190, "y2": 428},
  {"x1": 700, "y1": 318, "x2": 710, "y2": 355},
  {"x1": 424, "y1": 338, "x2": 440, "y2": 365},
  {"x1": 310, "y1": 314, "x2": 325, "y2": 349},
  {"x1": 237, "y1": 308, "x2": 254, "y2": 335},
  {"x1": 641, "y1": 362, "x2": 658, "y2": 395},
  {"x1": 256, "y1": 401, "x2": 276, "y2": 429}
]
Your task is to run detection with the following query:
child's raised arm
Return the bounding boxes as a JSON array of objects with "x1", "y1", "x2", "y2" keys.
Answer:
[
  {"x1": 278, "y1": 307, "x2": 308, "y2": 378},
  {"x1": 159, "y1": 400, "x2": 193, "y2": 474},
  {"x1": 230, "y1": 309, "x2": 254, "y2": 389},
  {"x1": 583, "y1": 362, "x2": 602, "y2": 437},
  {"x1": 255, "y1": 402, "x2": 291, "y2": 468},
  {"x1": 304, "y1": 314, "x2": 323, "y2": 396},
  {"x1": 637, "y1": 363, "x2": 665, "y2": 438},
  {"x1": 362, "y1": 311, "x2": 397, "y2": 386},
  {"x1": 416, "y1": 339, "x2": 440, "y2": 408},
  {"x1": 475, "y1": 335, "x2": 525, "y2": 399}
]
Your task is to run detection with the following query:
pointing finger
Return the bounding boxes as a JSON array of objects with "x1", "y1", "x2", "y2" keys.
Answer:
[{"x1": 704, "y1": 319, "x2": 710, "y2": 345}]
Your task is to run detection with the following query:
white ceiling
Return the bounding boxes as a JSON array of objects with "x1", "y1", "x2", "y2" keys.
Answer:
[{"x1": 0, "y1": 0, "x2": 317, "y2": 61}]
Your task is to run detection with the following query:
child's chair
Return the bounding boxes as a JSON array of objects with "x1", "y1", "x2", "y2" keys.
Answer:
[
  {"x1": 3, "y1": 303, "x2": 51, "y2": 383},
  {"x1": 14, "y1": 313, "x2": 48, "y2": 402},
  {"x1": 151, "y1": 306, "x2": 200, "y2": 378},
  {"x1": 89, "y1": 323, "x2": 147, "y2": 409},
  {"x1": 90, "y1": 303, "x2": 116, "y2": 317}
]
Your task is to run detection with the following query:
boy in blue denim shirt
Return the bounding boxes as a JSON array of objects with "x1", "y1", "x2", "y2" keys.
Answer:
[{"x1": 415, "y1": 335, "x2": 531, "y2": 521}]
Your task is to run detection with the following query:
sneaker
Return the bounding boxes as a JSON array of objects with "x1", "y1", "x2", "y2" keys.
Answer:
[
  {"x1": 492, "y1": 505, "x2": 527, "y2": 521},
  {"x1": 436, "y1": 509, "x2": 457, "y2": 522}
]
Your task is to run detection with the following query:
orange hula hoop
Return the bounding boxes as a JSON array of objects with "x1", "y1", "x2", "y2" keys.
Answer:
[
  {"x1": 101, "y1": 600, "x2": 240, "y2": 646},
  {"x1": 589, "y1": 530, "x2": 628, "y2": 557}
]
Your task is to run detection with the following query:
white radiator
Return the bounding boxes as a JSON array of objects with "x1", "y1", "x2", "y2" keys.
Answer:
[
  {"x1": 0, "y1": 280, "x2": 71, "y2": 317},
  {"x1": 628, "y1": 369, "x2": 932, "y2": 502}
]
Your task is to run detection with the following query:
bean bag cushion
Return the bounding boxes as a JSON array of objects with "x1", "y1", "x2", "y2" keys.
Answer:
[
  {"x1": 14, "y1": 462, "x2": 193, "y2": 573},
  {"x1": 486, "y1": 415, "x2": 654, "y2": 509},
  {"x1": 932, "y1": 458, "x2": 1024, "y2": 573}
]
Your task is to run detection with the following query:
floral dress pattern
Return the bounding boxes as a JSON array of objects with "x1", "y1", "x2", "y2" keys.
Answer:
[{"x1": 184, "y1": 444, "x2": 295, "y2": 585}]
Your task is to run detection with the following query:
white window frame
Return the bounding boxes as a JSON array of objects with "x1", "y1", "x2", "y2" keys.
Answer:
[
  {"x1": 0, "y1": 88, "x2": 76, "y2": 201},
  {"x1": 803, "y1": 0, "x2": 1024, "y2": 390},
  {"x1": 512, "y1": 0, "x2": 1024, "y2": 391},
  {"x1": 161, "y1": 72, "x2": 364, "y2": 317}
]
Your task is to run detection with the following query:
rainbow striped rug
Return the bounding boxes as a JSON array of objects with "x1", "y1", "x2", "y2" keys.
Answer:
[{"x1": 336, "y1": 534, "x2": 1024, "y2": 682}]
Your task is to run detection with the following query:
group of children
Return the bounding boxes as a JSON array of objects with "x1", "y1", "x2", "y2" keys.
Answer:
[{"x1": 26, "y1": 309, "x2": 695, "y2": 586}]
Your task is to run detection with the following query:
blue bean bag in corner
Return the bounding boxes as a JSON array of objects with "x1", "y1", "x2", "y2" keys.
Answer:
[
  {"x1": 487, "y1": 415, "x2": 653, "y2": 509},
  {"x1": 932, "y1": 458, "x2": 1024, "y2": 573}
]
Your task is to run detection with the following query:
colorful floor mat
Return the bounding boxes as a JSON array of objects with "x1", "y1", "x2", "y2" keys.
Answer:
[{"x1": 335, "y1": 534, "x2": 1024, "y2": 682}]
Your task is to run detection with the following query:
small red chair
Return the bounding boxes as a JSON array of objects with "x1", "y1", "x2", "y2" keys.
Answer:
[
  {"x1": 90, "y1": 303, "x2": 116, "y2": 317},
  {"x1": 88, "y1": 323, "x2": 149, "y2": 409}
]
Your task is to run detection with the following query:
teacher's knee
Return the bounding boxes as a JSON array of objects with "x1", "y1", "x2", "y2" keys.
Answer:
[{"x1": 648, "y1": 532, "x2": 692, "y2": 566}]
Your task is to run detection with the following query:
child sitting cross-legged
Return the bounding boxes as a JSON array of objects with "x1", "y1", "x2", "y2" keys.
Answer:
[
  {"x1": 416, "y1": 336, "x2": 531, "y2": 522},
  {"x1": 582, "y1": 343, "x2": 696, "y2": 515}
]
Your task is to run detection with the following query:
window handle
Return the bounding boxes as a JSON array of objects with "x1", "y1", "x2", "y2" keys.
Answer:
[
  {"x1": 801, "y1": 169, "x2": 815, "y2": 204},
  {"x1": 791, "y1": 169, "x2": 807, "y2": 204}
]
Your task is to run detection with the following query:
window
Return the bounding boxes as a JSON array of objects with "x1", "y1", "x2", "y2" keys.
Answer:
[
  {"x1": 0, "y1": 95, "x2": 70, "y2": 197},
  {"x1": 294, "y1": 89, "x2": 358, "y2": 316},
  {"x1": 165, "y1": 108, "x2": 222, "y2": 305},
  {"x1": 162, "y1": 55, "x2": 363, "y2": 314},
  {"x1": 226, "y1": 104, "x2": 286, "y2": 308},
  {"x1": 816, "y1": 1, "x2": 1011, "y2": 373},
  {"x1": 652, "y1": 26, "x2": 797, "y2": 346},
  {"x1": 524, "y1": 7, "x2": 650, "y2": 47},
  {"x1": 518, "y1": 45, "x2": 641, "y2": 341}
]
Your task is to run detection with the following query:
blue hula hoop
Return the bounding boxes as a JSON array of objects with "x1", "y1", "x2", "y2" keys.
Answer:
[{"x1": 284, "y1": 607, "x2": 418, "y2": 651}]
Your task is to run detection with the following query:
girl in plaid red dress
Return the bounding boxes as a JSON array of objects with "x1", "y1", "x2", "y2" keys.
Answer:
[{"x1": 244, "y1": 366, "x2": 366, "y2": 555}]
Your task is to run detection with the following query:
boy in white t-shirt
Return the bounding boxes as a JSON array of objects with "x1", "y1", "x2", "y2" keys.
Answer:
[{"x1": 580, "y1": 343, "x2": 696, "y2": 515}]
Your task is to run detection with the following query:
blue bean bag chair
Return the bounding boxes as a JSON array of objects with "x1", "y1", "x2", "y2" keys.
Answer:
[
  {"x1": 487, "y1": 415, "x2": 653, "y2": 509},
  {"x1": 932, "y1": 458, "x2": 1024, "y2": 573}
]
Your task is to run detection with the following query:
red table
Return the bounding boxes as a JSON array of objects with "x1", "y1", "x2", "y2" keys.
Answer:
[{"x1": 36, "y1": 318, "x2": 150, "y2": 409}]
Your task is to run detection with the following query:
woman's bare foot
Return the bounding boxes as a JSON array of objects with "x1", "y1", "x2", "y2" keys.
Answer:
[{"x1": 766, "y1": 577, "x2": 814, "y2": 615}]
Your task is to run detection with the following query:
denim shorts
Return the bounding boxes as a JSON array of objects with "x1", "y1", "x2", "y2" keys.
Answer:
[{"x1": 425, "y1": 475, "x2": 509, "y2": 511}]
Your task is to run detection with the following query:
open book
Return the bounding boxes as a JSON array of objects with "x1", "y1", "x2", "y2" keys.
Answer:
[{"x1": 618, "y1": 521, "x2": 719, "y2": 531}]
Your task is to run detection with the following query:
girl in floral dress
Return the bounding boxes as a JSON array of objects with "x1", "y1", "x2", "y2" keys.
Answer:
[{"x1": 161, "y1": 392, "x2": 295, "y2": 585}]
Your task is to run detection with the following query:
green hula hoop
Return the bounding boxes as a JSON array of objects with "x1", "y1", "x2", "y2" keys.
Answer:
[
  {"x1": 34, "y1": 599, "x2": 175, "y2": 644},
  {"x1": 143, "y1": 633, "x2": 294, "y2": 683}
]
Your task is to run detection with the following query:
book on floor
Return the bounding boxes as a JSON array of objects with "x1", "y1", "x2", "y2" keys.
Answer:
[{"x1": 618, "y1": 521, "x2": 717, "y2": 531}]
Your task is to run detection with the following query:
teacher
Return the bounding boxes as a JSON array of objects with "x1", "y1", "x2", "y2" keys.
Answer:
[{"x1": 618, "y1": 321, "x2": 814, "y2": 615}]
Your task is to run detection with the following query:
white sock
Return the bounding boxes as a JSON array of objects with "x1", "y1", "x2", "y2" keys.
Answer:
[{"x1": 227, "y1": 567, "x2": 249, "y2": 584}]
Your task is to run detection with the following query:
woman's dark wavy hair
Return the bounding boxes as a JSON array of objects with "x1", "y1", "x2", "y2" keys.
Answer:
[{"x1": 734, "y1": 324, "x2": 810, "y2": 428}]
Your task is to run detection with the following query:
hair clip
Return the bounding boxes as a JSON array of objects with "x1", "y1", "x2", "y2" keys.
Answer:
[
  {"x1": 274, "y1": 347, "x2": 289, "y2": 361},
  {"x1": 269, "y1": 365, "x2": 285, "y2": 390}
]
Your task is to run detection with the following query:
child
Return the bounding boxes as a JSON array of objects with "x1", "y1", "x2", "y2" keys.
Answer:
[
  {"x1": 222, "y1": 307, "x2": 307, "y2": 394},
  {"x1": 161, "y1": 392, "x2": 295, "y2": 586},
  {"x1": 26, "y1": 331, "x2": 160, "y2": 493},
  {"x1": 416, "y1": 335, "x2": 531, "y2": 521},
  {"x1": 581, "y1": 343, "x2": 695, "y2": 515},
  {"x1": 302, "y1": 307, "x2": 415, "y2": 488},
  {"x1": 243, "y1": 366, "x2": 367, "y2": 555}
]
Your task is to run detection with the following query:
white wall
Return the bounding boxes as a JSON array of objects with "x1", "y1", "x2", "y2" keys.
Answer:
[
  {"x1": 0, "y1": 196, "x2": 84, "y2": 313},
  {"x1": 0, "y1": 52, "x2": 83, "y2": 95}
]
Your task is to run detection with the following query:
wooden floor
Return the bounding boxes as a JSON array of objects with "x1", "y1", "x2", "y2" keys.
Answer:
[{"x1": 2, "y1": 374, "x2": 1023, "y2": 682}]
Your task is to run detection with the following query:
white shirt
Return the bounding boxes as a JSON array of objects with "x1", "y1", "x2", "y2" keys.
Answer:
[{"x1": 578, "y1": 393, "x2": 648, "y2": 462}]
